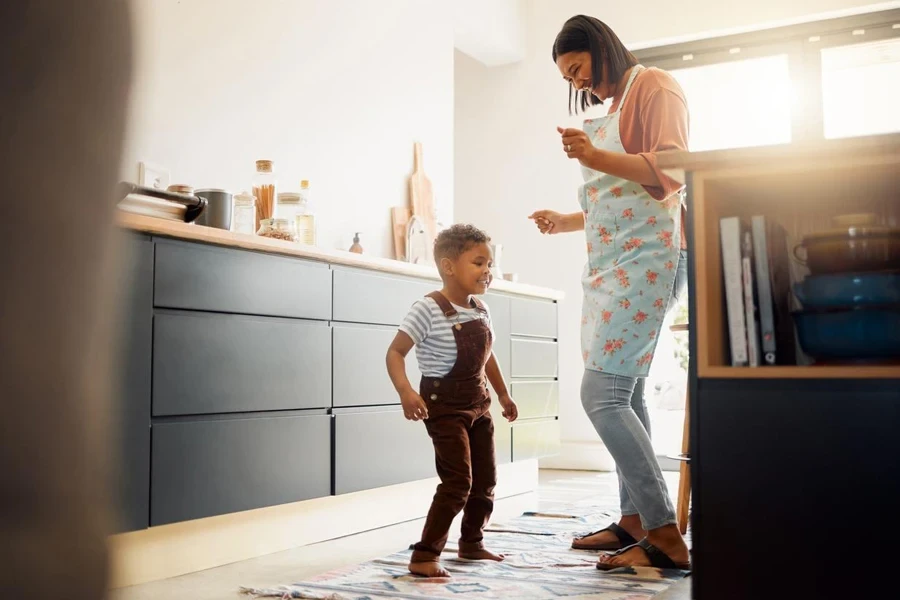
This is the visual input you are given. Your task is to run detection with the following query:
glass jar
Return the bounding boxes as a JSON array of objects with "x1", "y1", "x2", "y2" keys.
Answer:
[
  {"x1": 296, "y1": 180, "x2": 316, "y2": 246},
  {"x1": 231, "y1": 191, "x2": 256, "y2": 235},
  {"x1": 252, "y1": 159, "x2": 277, "y2": 231},
  {"x1": 277, "y1": 189, "x2": 316, "y2": 246},
  {"x1": 257, "y1": 217, "x2": 297, "y2": 242}
]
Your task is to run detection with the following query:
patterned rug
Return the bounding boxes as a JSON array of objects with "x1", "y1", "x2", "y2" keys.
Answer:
[{"x1": 240, "y1": 501, "x2": 690, "y2": 599}]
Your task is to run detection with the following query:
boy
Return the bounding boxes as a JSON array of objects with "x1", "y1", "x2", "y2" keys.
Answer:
[{"x1": 386, "y1": 224, "x2": 518, "y2": 578}]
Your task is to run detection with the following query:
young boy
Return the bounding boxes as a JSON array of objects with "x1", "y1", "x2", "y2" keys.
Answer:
[{"x1": 386, "y1": 224, "x2": 518, "y2": 578}]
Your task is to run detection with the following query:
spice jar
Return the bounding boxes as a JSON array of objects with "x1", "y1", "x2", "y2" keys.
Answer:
[
  {"x1": 231, "y1": 191, "x2": 256, "y2": 235},
  {"x1": 277, "y1": 189, "x2": 316, "y2": 246},
  {"x1": 252, "y1": 159, "x2": 277, "y2": 231},
  {"x1": 257, "y1": 217, "x2": 297, "y2": 242}
]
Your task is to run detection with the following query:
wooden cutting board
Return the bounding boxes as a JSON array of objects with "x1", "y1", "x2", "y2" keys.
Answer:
[
  {"x1": 391, "y1": 206, "x2": 411, "y2": 261},
  {"x1": 409, "y1": 142, "x2": 437, "y2": 244}
]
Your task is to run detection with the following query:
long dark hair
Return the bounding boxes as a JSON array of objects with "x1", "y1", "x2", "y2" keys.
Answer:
[{"x1": 552, "y1": 16, "x2": 638, "y2": 114}]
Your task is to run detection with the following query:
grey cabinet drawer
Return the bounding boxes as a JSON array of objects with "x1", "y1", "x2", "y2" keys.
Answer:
[
  {"x1": 333, "y1": 269, "x2": 434, "y2": 325},
  {"x1": 333, "y1": 324, "x2": 421, "y2": 407},
  {"x1": 510, "y1": 297, "x2": 557, "y2": 339},
  {"x1": 510, "y1": 381, "x2": 559, "y2": 420},
  {"x1": 490, "y1": 405, "x2": 512, "y2": 465},
  {"x1": 154, "y1": 240, "x2": 332, "y2": 320},
  {"x1": 511, "y1": 339, "x2": 559, "y2": 379},
  {"x1": 334, "y1": 408, "x2": 435, "y2": 494},
  {"x1": 153, "y1": 311, "x2": 331, "y2": 416},
  {"x1": 512, "y1": 418, "x2": 561, "y2": 461},
  {"x1": 483, "y1": 294, "x2": 511, "y2": 378},
  {"x1": 150, "y1": 413, "x2": 331, "y2": 525}
]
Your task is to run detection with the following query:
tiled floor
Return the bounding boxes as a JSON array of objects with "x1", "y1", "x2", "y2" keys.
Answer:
[{"x1": 111, "y1": 469, "x2": 686, "y2": 600}]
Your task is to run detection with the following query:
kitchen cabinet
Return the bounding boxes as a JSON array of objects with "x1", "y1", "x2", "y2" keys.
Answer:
[
  {"x1": 151, "y1": 412, "x2": 331, "y2": 526},
  {"x1": 153, "y1": 311, "x2": 332, "y2": 415},
  {"x1": 512, "y1": 418, "x2": 561, "y2": 461},
  {"x1": 154, "y1": 240, "x2": 332, "y2": 320},
  {"x1": 510, "y1": 297, "x2": 558, "y2": 339},
  {"x1": 333, "y1": 268, "x2": 434, "y2": 325},
  {"x1": 511, "y1": 339, "x2": 559, "y2": 379},
  {"x1": 333, "y1": 407, "x2": 435, "y2": 494}
]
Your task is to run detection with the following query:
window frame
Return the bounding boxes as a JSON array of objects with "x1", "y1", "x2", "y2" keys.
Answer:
[{"x1": 632, "y1": 9, "x2": 900, "y2": 143}]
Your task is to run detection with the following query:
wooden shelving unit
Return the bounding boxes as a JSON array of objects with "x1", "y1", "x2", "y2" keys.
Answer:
[
  {"x1": 661, "y1": 134, "x2": 900, "y2": 379},
  {"x1": 657, "y1": 134, "x2": 900, "y2": 600}
]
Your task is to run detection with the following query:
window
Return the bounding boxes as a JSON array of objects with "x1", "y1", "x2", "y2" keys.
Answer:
[
  {"x1": 635, "y1": 8, "x2": 900, "y2": 146},
  {"x1": 670, "y1": 55, "x2": 793, "y2": 152},
  {"x1": 821, "y1": 37, "x2": 900, "y2": 139}
]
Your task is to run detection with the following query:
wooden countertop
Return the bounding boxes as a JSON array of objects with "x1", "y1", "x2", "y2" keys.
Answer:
[
  {"x1": 657, "y1": 132, "x2": 900, "y2": 173},
  {"x1": 117, "y1": 212, "x2": 564, "y2": 301}
]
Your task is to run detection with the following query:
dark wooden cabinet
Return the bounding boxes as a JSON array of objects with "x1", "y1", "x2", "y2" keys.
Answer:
[
  {"x1": 691, "y1": 378, "x2": 900, "y2": 599},
  {"x1": 153, "y1": 311, "x2": 332, "y2": 415},
  {"x1": 333, "y1": 408, "x2": 435, "y2": 494},
  {"x1": 154, "y1": 240, "x2": 332, "y2": 320},
  {"x1": 112, "y1": 234, "x2": 153, "y2": 532},
  {"x1": 151, "y1": 413, "x2": 332, "y2": 525}
]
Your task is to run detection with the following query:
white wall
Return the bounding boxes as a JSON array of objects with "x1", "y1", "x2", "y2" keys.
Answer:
[
  {"x1": 124, "y1": 0, "x2": 453, "y2": 257},
  {"x1": 455, "y1": 0, "x2": 896, "y2": 469},
  {"x1": 453, "y1": 0, "x2": 526, "y2": 66}
]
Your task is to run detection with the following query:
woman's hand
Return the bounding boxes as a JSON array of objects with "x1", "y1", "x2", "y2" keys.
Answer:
[
  {"x1": 529, "y1": 210, "x2": 585, "y2": 235},
  {"x1": 529, "y1": 210, "x2": 564, "y2": 234},
  {"x1": 558, "y1": 126, "x2": 599, "y2": 166}
]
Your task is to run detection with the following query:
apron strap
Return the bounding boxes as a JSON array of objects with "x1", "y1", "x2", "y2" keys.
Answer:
[{"x1": 612, "y1": 64, "x2": 643, "y2": 115}]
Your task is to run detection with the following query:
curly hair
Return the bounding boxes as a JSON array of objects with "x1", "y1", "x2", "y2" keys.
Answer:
[{"x1": 433, "y1": 224, "x2": 491, "y2": 267}]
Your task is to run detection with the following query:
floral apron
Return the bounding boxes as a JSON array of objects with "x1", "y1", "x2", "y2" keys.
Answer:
[{"x1": 579, "y1": 65, "x2": 683, "y2": 377}]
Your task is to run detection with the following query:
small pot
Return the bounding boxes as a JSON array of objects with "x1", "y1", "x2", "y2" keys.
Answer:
[
  {"x1": 194, "y1": 189, "x2": 233, "y2": 230},
  {"x1": 792, "y1": 305, "x2": 900, "y2": 361},
  {"x1": 793, "y1": 226, "x2": 900, "y2": 275},
  {"x1": 793, "y1": 271, "x2": 900, "y2": 309}
]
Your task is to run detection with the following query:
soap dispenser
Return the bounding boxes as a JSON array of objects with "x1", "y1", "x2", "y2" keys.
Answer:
[{"x1": 349, "y1": 232, "x2": 363, "y2": 254}]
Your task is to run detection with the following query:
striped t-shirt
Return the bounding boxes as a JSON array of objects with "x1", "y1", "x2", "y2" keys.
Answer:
[{"x1": 399, "y1": 297, "x2": 493, "y2": 378}]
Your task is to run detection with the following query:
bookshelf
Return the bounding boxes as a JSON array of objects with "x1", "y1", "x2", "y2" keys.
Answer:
[
  {"x1": 657, "y1": 134, "x2": 900, "y2": 600},
  {"x1": 660, "y1": 134, "x2": 900, "y2": 379}
]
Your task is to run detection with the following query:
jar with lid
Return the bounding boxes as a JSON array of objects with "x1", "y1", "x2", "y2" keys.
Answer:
[
  {"x1": 231, "y1": 191, "x2": 256, "y2": 235},
  {"x1": 296, "y1": 180, "x2": 316, "y2": 245},
  {"x1": 257, "y1": 217, "x2": 297, "y2": 242},
  {"x1": 252, "y1": 159, "x2": 277, "y2": 231},
  {"x1": 277, "y1": 186, "x2": 316, "y2": 246}
]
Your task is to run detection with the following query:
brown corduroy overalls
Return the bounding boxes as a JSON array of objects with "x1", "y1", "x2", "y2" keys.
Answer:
[{"x1": 410, "y1": 291, "x2": 497, "y2": 564}]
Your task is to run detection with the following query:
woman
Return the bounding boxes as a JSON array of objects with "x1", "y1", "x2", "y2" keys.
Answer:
[{"x1": 530, "y1": 15, "x2": 691, "y2": 571}]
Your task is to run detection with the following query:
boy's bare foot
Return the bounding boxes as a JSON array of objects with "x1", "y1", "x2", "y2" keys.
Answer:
[
  {"x1": 408, "y1": 561, "x2": 450, "y2": 578},
  {"x1": 458, "y1": 548, "x2": 505, "y2": 561}
]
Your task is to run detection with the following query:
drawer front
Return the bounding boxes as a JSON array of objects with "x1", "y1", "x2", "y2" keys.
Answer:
[
  {"x1": 510, "y1": 381, "x2": 559, "y2": 420},
  {"x1": 483, "y1": 294, "x2": 511, "y2": 378},
  {"x1": 490, "y1": 405, "x2": 512, "y2": 465},
  {"x1": 511, "y1": 339, "x2": 559, "y2": 379},
  {"x1": 150, "y1": 414, "x2": 332, "y2": 525},
  {"x1": 333, "y1": 269, "x2": 435, "y2": 325},
  {"x1": 512, "y1": 418, "x2": 561, "y2": 461},
  {"x1": 154, "y1": 240, "x2": 332, "y2": 320},
  {"x1": 153, "y1": 311, "x2": 331, "y2": 416},
  {"x1": 334, "y1": 409, "x2": 435, "y2": 494},
  {"x1": 510, "y1": 297, "x2": 557, "y2": 339},
  {"x1": 333, "y1": 325, "x2": 421, "y2": 407}
]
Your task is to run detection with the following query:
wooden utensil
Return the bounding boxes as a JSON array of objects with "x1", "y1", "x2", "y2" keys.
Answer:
[
  {"x1": 409, "y1": 142, "x2": 437, "y2": 245},
  {"x1": 391, "y1": 206, "x2": 411, "y2": 260}
]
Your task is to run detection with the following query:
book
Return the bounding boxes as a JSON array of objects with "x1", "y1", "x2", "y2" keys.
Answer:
[
  {"x1": 720, "y1": 217, "x2": 748, "y2": 366},
  {"x1": 742, "y1": 230, "x2": 761, "y2": 367},
  {"x1": 751, "y1": 216, "x2": 777, "y2": 365}
]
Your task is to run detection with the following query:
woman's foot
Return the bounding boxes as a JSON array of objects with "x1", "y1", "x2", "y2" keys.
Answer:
[
  {"x1": 572, "y1": 515, "x2": 646, "y2": 550},
  {"x1": 458, "y1": 548, "x2": 505, "y2": 561},
  {"x1": 408, "y1": 561, "x2": 450, "y2": 578},
  {"x1": 596, "y1": 525, "x2": 690, "y2": 570}
]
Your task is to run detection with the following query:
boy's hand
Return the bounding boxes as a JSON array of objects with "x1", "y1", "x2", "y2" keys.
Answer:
[
  {"x1": 401, "y1": 390, "x2": 429, "y2": 421},
  {"x1": 498, "y1": 394, "x2": 518, "y2": 423}
]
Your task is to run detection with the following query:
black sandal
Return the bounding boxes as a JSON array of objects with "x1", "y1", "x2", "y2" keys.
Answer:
[
  {"x1": 596, "y1": 539, "x2": 691, "y2": 571},
  {"x1": 572, "y1": 523, "x2": 638, "y2": 551}
]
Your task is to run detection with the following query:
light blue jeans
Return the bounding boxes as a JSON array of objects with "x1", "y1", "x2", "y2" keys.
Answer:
[{"x1": 580, "y1": 250, "x2": 688, "y2": 530}]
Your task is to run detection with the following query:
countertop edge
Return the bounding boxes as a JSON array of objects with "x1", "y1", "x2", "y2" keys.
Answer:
[{"x1": 117, "y1": 212, "x2": 565, "y2": 301}]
